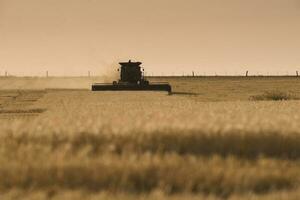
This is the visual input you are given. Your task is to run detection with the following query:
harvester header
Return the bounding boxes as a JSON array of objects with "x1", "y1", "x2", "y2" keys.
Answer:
[{"x1": 92, "y1": 60, "x2": 172, "y2": 93}]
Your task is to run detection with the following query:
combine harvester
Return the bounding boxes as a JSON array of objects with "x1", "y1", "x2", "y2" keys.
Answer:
[{"x1": 92, "y1": 60, "x2": 172, "y2": 93}]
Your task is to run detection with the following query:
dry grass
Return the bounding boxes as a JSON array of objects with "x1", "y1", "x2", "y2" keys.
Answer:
[{"x1": 1, "y1": 77, "x2": 300, "y2": 199}]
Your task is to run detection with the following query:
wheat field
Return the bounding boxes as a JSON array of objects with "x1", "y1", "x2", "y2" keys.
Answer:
[{"x1": 0, "y1": 76, "x2": 300, "y2": 199}]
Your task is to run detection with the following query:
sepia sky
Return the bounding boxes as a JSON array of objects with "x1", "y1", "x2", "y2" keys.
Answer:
[{"x1": 0, "y1": 0, "x2": 300, "y2": 76}]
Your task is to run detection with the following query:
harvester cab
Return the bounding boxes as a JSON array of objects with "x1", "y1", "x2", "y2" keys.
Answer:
[
  {"x1": 117, "y1": 60, "x2": 148, "y2": 85},
  {"x1": 92, "y1": 60, "x2": 171, "y2": 93}
]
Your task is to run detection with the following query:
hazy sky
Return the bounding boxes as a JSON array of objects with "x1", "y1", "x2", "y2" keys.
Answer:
[{"x1": 0, "y1": 0, "x2": 300, "y2": 76}]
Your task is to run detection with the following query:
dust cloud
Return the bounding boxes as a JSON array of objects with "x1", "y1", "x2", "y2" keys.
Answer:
[
  {"x1": 0, "y1": 77, "x2": 92, "y2": 90},
  {"x1": 100, "y1": 62, "x2": 120, "y2": 83},
  {"x1": 0, "y1": 62, "x2": 121, "y2": 90}
]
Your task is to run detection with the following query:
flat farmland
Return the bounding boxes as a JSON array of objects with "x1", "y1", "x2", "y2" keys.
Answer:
[{"x1": 0, "y1": 76, "x2": 300, "y2": 200}]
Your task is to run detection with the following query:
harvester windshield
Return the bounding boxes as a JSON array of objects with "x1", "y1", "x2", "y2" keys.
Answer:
[{"x1": 119, "y1": 60, "x2": 143, "y2": 84}]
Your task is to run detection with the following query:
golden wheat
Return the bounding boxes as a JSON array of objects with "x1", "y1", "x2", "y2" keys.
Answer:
[{"x1": 1, "y1": 77, "x2": 300, "y2": 199}]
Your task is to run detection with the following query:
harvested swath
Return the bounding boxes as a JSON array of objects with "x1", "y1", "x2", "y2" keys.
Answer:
[
  {"x1": 250, "y1": 91, "x2": 299, "y2": 101},
  {"x1": 17, "y1": 99, "x2": 39, "y2": 102},
  {"x1": 0, "y1": 108, "x2": 46, "y2": 114}
]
